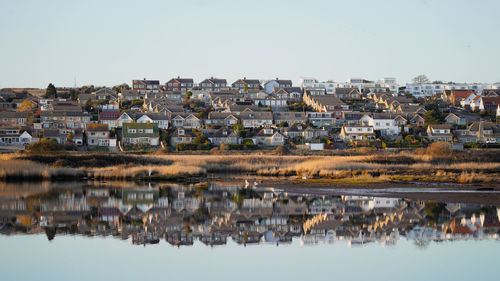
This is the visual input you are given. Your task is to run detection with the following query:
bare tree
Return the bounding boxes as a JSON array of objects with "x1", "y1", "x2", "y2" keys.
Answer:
[{"x1": 413, "y1": 75, "x2": 429, "y2": 84}]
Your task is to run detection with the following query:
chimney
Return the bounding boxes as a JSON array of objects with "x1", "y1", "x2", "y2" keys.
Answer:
[
  {"x1": 244, "y1": 77, "x2": 246, "y2": 80},
  {"x1": 276, "y1": 77, "x2": 279, "y2": 81}
]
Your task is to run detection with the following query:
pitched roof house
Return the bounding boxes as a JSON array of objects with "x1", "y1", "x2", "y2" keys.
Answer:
[
  {"x1": 166, "y1": 77, "x2": 194, "y2": 92},
  {"x1": 122, "y1": 123, "x2": 160, "y2": 146},
  {"x1": 426, "y1": 124, "x2": 453, "y2": 142}
]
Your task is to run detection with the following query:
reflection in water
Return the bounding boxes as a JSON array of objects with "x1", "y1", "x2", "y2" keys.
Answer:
[{"x1": 1, "y1": 182, "x2": 499, "y2": 247}]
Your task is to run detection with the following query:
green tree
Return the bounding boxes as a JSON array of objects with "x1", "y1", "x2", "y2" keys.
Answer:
[
  {"x1": 193, "y1": 133, "x2": 209, "y2": 144},
  {"x1": 45, "y1": 83, "x2": 57, "y2": 98}
]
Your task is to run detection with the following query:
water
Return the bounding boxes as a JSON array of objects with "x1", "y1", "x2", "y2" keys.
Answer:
[{"x1": 1, "y1": 181, "x2": 499, "y2": 281}]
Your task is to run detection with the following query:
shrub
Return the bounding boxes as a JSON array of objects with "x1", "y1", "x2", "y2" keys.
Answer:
[
  {"x1": 26, "y1": 139, "x2": 65, "y2": 154},
  {"x1": 274, "y1": 145, "x2": 289, "y2": 155},
  {"x1": 425, "y1": 142, "x2": 451, "y2": 157}
]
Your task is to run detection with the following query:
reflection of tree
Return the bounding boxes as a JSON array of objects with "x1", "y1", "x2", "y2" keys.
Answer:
[
  {"x1": 414, "y1": 239, "x2": 430, "y2": 250},
  {"x1": 45, "y1": 227, "x2": 56, "y2": 241}
]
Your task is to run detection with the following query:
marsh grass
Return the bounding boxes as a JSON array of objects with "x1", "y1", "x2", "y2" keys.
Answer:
[{"x1": 2, "y1": 148, "x2": 499, "y2": 184}]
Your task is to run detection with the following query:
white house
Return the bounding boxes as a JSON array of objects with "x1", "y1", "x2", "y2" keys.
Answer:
[
  {"x1": 136, "y1": 113, "x2": 169, "y2": 129},
  {"x1": 339, "y1": 125, "x2": 375, "y2": 142},
  {"x1": 361, "y1": 113, "x2": 402, "y2": 136}
]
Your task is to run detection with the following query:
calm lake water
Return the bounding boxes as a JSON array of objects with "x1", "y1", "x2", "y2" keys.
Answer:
[{"x1": 1, "y1": 182, "x2": 499, "y2": 281}]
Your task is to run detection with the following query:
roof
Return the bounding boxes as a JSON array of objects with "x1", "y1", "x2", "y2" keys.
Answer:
[
  {"x1": 200, "y1": 78, "x2": 227, "y2": 85},
  {"x1": 206, "y1": 128, "x2": 238, "y2": 138},
  {"x1": 481, "y1": 96, "x2": 500, "y2": 105},
  {"x1": 240, "y1": 111, "x2": 273, "y2": 120},
  {"x1": 86, "y1": 123, "x2": 109, "y2": 132},
  {"x1": 122, "y1": 122, "x2": 159, "y2": 137},
  {"x1": 429, "y1": 124, "x2": 452, "y2": 129},
  {"x1": 272, "y1": 112, "x2": 307, "y2": 121},
  {"x1": 0, "y1": 111, "x2": 28, "y2": 118},
  {"x1": 208, "y1": 112, "x2": 237, "y2": 120},
  {"x1": 450, "y1": 90, "x2": 475, "y2": 99}
]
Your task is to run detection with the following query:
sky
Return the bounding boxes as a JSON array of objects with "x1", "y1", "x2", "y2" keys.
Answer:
[{"x1": 1, "y1": 0, "x2": 499, "y2": 88}]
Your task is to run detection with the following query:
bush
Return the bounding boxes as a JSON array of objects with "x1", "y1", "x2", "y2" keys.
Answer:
[
  {"x1": 426, "y1": 142, "x2": 452, "y2": 157},
  {"x1": 26, "y1": 139, "x2": 65, "y2": 154},
  {"x1": 274, "y1": 145, "x2": 289, "y2": 155}
]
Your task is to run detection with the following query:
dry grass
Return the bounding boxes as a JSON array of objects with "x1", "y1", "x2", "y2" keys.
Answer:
[
  {"x1": 90, "y1": 163, "x2": 205, "y2": 180},
  {"x1": 2, "y1": 149, "x2": 499, "y2": 184}
]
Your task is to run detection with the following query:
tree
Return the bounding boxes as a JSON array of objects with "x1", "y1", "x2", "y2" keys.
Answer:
[
  {"x1": 193, "y1": 133, "x2": 209, "y2": 145},
  {"x1": 413, "y1": 75, "x2": 429, "y2": 84},
  {"x1": 45, "y1": 83, "x2": 57, "y2": 98},
  {"x1": 17, "y1": 100, "x2": 33, "y2": 112}
]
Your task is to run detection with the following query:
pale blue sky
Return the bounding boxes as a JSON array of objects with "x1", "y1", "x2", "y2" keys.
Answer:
[{"x1": 1, "y1": 0, "x2": 499, "y2": 88}]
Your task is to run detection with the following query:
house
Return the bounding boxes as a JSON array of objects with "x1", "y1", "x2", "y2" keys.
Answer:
[
  {"x1": 460, "y1": 92, "x2": 479, "y2": 108},
  {"x1": 0, "y1": 111, "x2": 28, "y2": 126},
  {"x1": 409, "y1": 114, "x2": 426, "y2": 127},
  {"x1": 40, "y1": 111, "x2": 91, "y2": 129},
  {"x1": 132, "y1": 79, "x2": 160, "y2": 94},
  {"x1": 122, "y1": 123, "x2": 160, "y2": 146},
  {"x1": 264, "y1": 78, "x2": 293, "y2": 94},
  {"x1": 117, "y1": 112, "x2": 134, "y2": 128},
  {"x1": 165, "y1": 77, "x2": 194, "y2": 92},
  {"x1": 334, "y1": 88, "x2": 362, "y2": 100},
  {"x1": 479, "y1": 97, "x2": 500, "y2": 114},
  {"x1": 307, "y1": 112, "x2": 336, "y2": 127},
  {"x1": 77, "y1": 93, "x2": 93, "y2": 105},
  {"x1": 426, "y1": 124, "x2": 453, "y2": 142},
  {"x1": 274, "y1": 87, "x2": 302, "y2": 102},
  {"x1": 0, "y1": 127, "x2": 32, "y2": 145},
  {"x1": 361, "y1": 113, "x2": 403, "y2": 136},
  {"x1": 445, "y1": 90, "x2": 475, "y2": 106},
  {"x1": 171, "y1": 113, "x2": 201, "y2": 129},
  {"x1": 206, "y1": 128, "x2": 239, "y2": 145},
  {"x1": 42, "y1": 128, "x2": 71, "y2": 144},
  {"x1": 445, "y1": 113, "x2": 467, "y2": 126},
  {"x1": 98, "y1": 103, "x2": 120, "y2": 128},
  {"x1": 253, "y1": 128, "x2": 285, "y2": 146},
  {"x1": 119, "y1": 90, "x2": 142, "y2": 101},
  {"x1": 454, "y1": 121, "x2": 500, "y2": 143},
  {"x1": 303, "y1": 94, "x2": 347, "y2": 112},
  {"x1": 272, "y1": 112, "x2": 307, "y2": 126},
  {"x1": 199, "y1": 78, "x2": 228, "y2": 92},
  {"x1": 206, "y1": 112, "x2": 239, "y2": 127},
  {"x1": 339, "y1": 125, "x2": 375, "y2": 142},
  {"x1": 284, "y1": 123, "x2": 327, "y2": 141},
  {"x1": 232, "y1": 78, "x2": 261, "y2": 91},
  {"x1": 93, "y1": 88, "x2": 118, "y2": 102},
  {"x1": 240, "y1": 111, "x2": 273, "y2": 128},
  {"x1": 341, "y1": 111, "x2": 365, "y2": 126},
  {"x1": 169, "y1": 128, "x2": 196, "y2": 147},
  {"x1": 253, "y1": 95, "x2": 288, "y2": 108},
  {"x1": 136, "y1": 112, "x2": 170, "y2": 129},
  {"x1": 86, "y1": 124, "x2": 114, "y2": 147}
]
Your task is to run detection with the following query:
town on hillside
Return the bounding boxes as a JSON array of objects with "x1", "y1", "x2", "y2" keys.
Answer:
[{"x1": 1, "y1": 75, "x2": 500, "y2": 152}]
